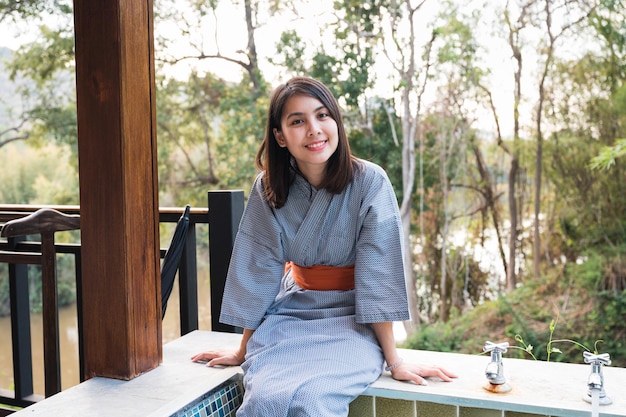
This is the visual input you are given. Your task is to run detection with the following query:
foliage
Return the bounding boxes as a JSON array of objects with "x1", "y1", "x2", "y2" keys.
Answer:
[
  {"x1": 156, "y1": 72, "x2": 269, "y2": 205},
  {"x1": 0, "y1": 0, "x2": 71, "y2": 24},
  {"x1": 403, "y1": 300, "x2": 492, "y2": 353},
  {"x1": 405, "y1": 252, "x2": 626, "y2": 367},
  {"x1": 0, "y1": 142, "x2": 79, "y2": 315},
  {"x1": 590, "y1": 138, "x2": 626, "y2": 170},
  {"x1": 7, "y1": 24, "x2": 74, "y2": 88},
  {"x1": 347, "y1": 97, "x2": 402, "y2": 193},
  {"x1": 573, "y1": 246, "x2": 626, "y2": 360},
  {"x1": 402, "y1": 320, "x2": 464, "y2": 353},
  {"x1": 213, "y1": 78, "x2": 270, "y2": 191},
  {"x1": 546, "y1": 72, "x2": 626, "y2": 254},
  {"x1": 2, "y1": 17, "x2": 77, "y2": 159},
  {"x1": 511, "y1": 318, "x2": 595, "y2": 362},
  {"x1": 0, "y1": 142, "x2": 78, "y2": 204}
]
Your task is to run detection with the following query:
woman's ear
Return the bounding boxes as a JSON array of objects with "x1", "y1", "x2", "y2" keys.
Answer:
[{"x1": 274, "y1": 128, "x2": 286, "y2": 147}]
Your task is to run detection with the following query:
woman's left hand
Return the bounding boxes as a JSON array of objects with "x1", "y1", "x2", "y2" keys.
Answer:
[{"x1": 390, "y1": 362, "x2": 458, "y2": 386}]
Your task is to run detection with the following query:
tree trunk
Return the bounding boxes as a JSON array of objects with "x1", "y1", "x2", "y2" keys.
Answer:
[
  {"x1": 507, "y1": 156, "x2": 519, "y2": 291},
  {"x1": 400, "y1": 80, "x2": 420, "y2": 330},
  {"x1": 471, "y1": 142, "x2": 508, "y2": 278},
  {"x1": 504, "y1": 1, "x2": 532, "y2": 291},
  {"x1": 243, "y1": 0, "x2": 262, "y2": 97}
]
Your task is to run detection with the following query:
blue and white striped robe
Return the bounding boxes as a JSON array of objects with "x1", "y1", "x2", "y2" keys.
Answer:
[{"x1": 220, "y1": 159, "x2": 410, "y2": 417}]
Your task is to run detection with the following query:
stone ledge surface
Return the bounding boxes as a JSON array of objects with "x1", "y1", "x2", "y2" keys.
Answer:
[
  {"x1": 10, "y1": 330, "x2": 626, "y2": 417},
  {"x1": 366, "y1": 347, "x2": 626, "y2": 417}
]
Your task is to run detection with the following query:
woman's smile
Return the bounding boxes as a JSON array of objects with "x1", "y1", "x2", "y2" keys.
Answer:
[{"x1": 305, "y1": 139, "x2": 328, "y2": 150}]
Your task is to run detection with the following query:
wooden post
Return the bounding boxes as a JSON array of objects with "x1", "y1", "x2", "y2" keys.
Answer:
[{"x1": 73, "y1": 0, "x2": 161, "y2": 380}]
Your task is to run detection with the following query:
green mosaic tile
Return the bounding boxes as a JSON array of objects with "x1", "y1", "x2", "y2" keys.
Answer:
[
  {"x1": 375, "y1": 397, "x2": 415, "y2": 417},
  {"x1": 349, "y1": 395, "x2": 375, "y2": 417},
  {"x1": 459, "y1": 406, "x2": 502, "y2": 417},
  {"x1": 416, "y1": 401, "x2": 457, "y2": 417},
  {"x1": 172, "y1": 379, "x2": 243, "y2": 417}
]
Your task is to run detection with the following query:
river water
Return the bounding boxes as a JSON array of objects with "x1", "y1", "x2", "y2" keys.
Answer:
[{"x1": 0, "y1": 268, "x2": 214, "y2": 395}]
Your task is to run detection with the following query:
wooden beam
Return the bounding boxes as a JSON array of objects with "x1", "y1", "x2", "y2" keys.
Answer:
[{"x1": 73, "y1": 0, "x2": 161, "y2": 380}]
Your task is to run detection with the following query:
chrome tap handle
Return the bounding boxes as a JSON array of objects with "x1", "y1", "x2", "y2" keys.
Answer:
[
  {"x1": 483, "y1": 341, "x2": 509, "y2": 354},
  {"x1": 583, "y1": 351, "x2": 611, "y2": 366}
]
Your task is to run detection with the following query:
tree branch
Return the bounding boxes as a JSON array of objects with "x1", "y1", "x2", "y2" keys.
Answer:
[{"x1": 0, "y1": 119, "x2": 31, "y2": 148}]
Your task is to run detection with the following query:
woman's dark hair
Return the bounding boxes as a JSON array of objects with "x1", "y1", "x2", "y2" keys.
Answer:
[{"x1": 256, "y1": 76, "x2": 359, "y2": 208}]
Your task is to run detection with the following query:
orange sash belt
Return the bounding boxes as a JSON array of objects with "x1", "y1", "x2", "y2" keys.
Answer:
[{"x1": 286, "y1": 262, "x2": 355, "y2": 291}]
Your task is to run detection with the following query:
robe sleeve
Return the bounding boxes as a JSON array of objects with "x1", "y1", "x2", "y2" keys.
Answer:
[
  {"x1": 219, "y1": 173, "x2": 286, "y2": 329},
  {"x1": 354, "y1": 163, "x2": 411, "y2": 324}
]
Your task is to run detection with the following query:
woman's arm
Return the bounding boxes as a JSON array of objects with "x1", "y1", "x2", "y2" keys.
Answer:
[
  {"x1": 371, "y1": 322, "x2": 402, "y2": 371},
  {"x1": 191, "y1": 328, "x2": 255, "y2": 366},
  {"x1": 371, "y1": 322, "x2": 458, "y2": 385}
]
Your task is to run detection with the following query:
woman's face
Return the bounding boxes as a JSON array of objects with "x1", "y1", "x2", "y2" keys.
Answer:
[{"x1": 273, "y1": 94, "x2": 339, "y2": 186}]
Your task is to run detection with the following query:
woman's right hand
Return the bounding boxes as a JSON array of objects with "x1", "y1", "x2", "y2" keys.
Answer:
[
  {"x1": 191, "y1": 349, "x2": 245, "y2": 367},
  {"x1": 192, "y1": 328, "x2": 254, "y2": 367}
]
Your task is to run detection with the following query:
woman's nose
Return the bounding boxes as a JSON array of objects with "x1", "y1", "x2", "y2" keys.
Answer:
[{"x1": 307, "y1": 121, "x2": 321, "y2": 136}]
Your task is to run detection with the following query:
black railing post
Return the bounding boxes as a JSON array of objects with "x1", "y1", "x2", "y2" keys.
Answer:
[
  {"x1": 8, "y1": 236, "x2": 34, "y2": 402},
  {"x1": 178, "y1": 224, "x2": 199, "y2": 335},
  {"x1": 207, "y1": 190, "x2": 244, "y2": 333}
]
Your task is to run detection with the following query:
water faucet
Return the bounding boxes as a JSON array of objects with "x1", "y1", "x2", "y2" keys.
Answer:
[
  {"x1": 583, "y1": 351, "x2": 612, "y2": 405},
  {"x1": 483, "y1": 341, "x2": 509, "y2": 386}
]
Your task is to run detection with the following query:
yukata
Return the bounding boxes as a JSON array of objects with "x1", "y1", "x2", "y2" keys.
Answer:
[{"x1": 220, "y1": 159, "x2": 410, "y2": 417}]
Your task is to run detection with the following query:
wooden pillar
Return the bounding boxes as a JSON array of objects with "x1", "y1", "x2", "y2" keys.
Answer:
[{"x1": 73, "y1": 0, "x2": 161, "y2": 380}]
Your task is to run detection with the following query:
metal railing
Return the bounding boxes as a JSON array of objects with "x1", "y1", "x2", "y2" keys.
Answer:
[{"x1": 0, "y1": 190, "x2": 244, "y2": 410}]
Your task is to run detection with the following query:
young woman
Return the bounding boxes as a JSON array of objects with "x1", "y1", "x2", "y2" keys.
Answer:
[{"x1": 192, "y1": 76, "x2": 456, "y2": 416}]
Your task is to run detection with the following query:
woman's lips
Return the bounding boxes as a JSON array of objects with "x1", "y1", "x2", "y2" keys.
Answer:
[{"x1": 305, "y1": 140, "x2": 328, "y2": 150}]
